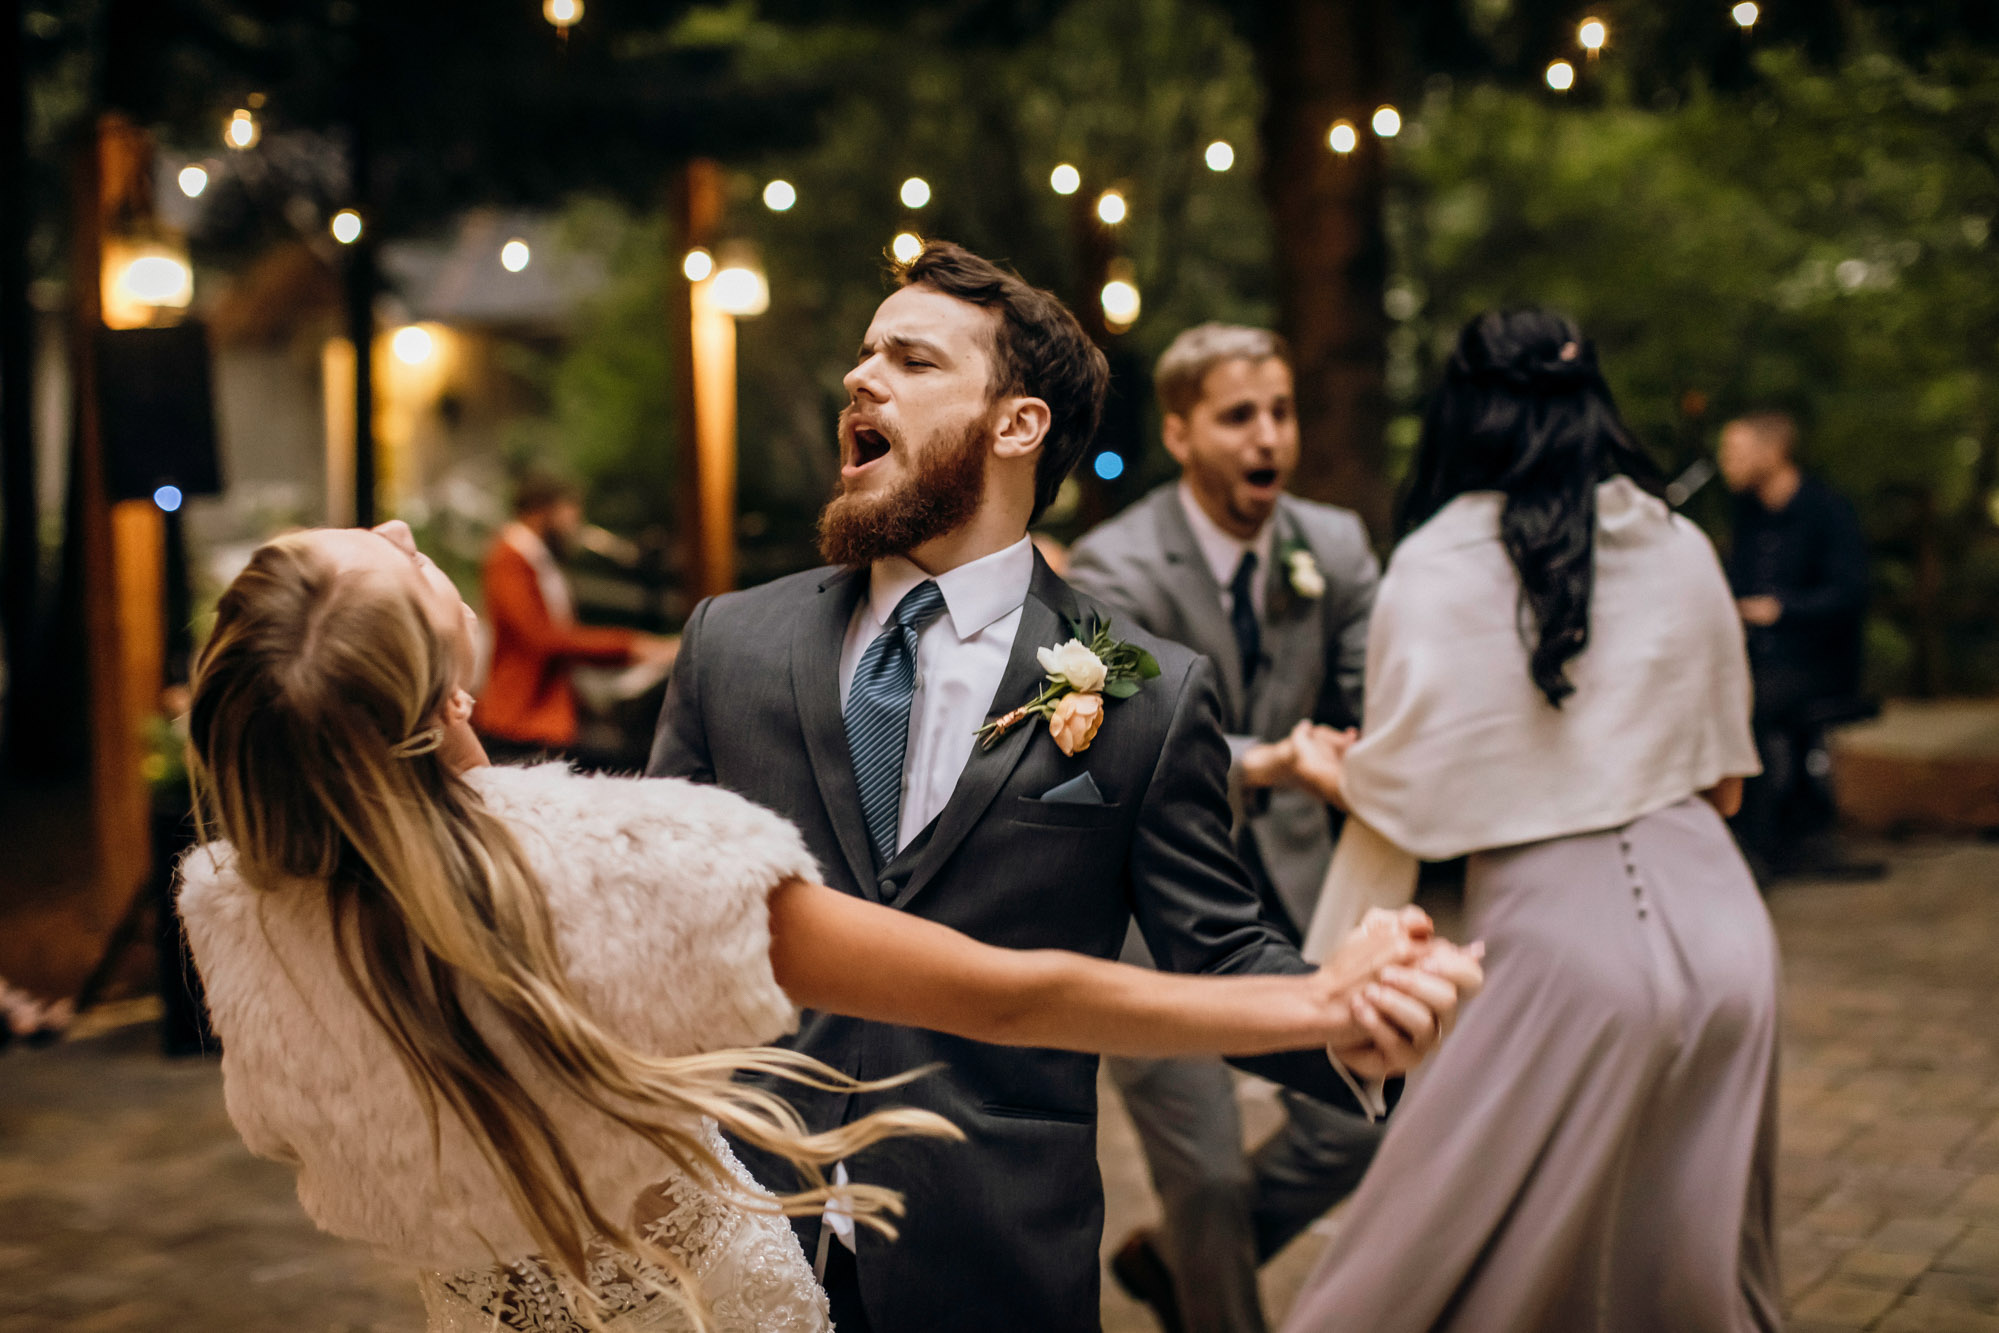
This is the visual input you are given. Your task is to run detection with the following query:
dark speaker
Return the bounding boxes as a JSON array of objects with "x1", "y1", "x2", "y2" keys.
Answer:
[{"x1": 97, "y1": 320, "x2": 222, "y2": 503}]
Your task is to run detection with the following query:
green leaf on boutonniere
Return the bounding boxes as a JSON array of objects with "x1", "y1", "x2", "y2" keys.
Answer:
[{"x1": 1103, "y1": 677, "x2": 1140, "y2": 700}]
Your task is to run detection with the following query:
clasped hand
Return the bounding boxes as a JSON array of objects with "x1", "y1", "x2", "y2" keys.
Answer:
[{"x1": 1313, "y1": 905, "x2": 1485, "y2": 1081}]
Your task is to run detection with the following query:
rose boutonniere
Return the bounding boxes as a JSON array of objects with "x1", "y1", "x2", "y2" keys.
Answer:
[
  {"x1": 1280, "y1": 540, "x2": 1326, "y2": 600},
  {"x1": 977, "y1": 619, "x2": 1162, "y2": 756}
]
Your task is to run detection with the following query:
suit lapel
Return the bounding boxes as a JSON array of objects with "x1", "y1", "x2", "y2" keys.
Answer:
[
  {"x1": 790, "y1": 567, "x2": 883, "y2": 899},
  {"x1": 1251, "y1": 502, "x2": 1323, "y2": 739},
  {"x1": 895, "y1": 554, "x2": 1076, "y2": 908},
  {"x1": 1152, "y1": 488, "x2": 1249, "y2": 725}
]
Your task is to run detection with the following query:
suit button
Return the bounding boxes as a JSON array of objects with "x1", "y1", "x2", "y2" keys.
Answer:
[{"x1": 879, "y1": 879, "x2": 897, "y2": 897}]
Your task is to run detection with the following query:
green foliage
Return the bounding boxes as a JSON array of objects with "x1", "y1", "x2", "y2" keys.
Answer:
[{"x1": 1389, "y1": 40, "x2": 1999, "y2": 694}]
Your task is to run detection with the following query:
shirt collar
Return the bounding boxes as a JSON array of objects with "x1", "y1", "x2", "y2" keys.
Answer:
[
  {"x1": 502, "y1": 521, "x2": 556, "y2": 570},
  {"x1": 1177, "y1": 483, "x2": 1276, "y2": 588},
  {"x1": 866, "y1": 536, "x2": 1034, "y2": 640}
]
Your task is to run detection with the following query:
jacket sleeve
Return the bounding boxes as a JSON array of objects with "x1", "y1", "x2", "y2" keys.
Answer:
[
  {"x1": 1778, "y1": 489, "x2": 1869, "y2": 627},
  {"x1": 647, "y1": 596, "x2": 714, "y2": 783},
  {"x1": 1320, "y1": 519, "x2": 1380, "y2": 728},
  {"x1": 486, "y1": 546, "x2": 637, "y2": 665},
  {"x1": 1127, "y1": 654, "x2": 1367, "y2": 1111}
]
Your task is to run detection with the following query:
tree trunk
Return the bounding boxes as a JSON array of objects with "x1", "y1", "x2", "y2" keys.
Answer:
[
  {"x1": 0, "y1": 0, "x2": 36, "y2": 768},
  {"x1": 1251, "y1": 0, "x2": 1397, "y2": 540}
]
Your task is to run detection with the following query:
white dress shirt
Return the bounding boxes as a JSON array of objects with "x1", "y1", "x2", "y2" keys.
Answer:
[
  {"x1": 837, "y1": 536, "x2": 1034, "y2": 854},
  {"x1": 1178, "y1": 483, "x2": 1275, "y2": 622}
]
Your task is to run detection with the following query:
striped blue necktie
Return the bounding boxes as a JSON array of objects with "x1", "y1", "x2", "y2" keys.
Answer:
[{"x1": 845, "y1": 580, "x2": 948, "y2": 866}]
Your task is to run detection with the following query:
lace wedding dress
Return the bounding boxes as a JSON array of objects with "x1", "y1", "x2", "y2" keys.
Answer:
[{"x1": 418, "y1": 1128, "x2": 830, "y2": 1333}]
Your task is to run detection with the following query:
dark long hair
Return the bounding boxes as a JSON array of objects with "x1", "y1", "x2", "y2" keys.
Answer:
[{"x1": 1398, "y1": 309, "x2": 1664, "y2": 707}]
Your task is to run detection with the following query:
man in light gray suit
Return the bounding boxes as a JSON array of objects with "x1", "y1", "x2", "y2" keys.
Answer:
[{"x1": 1067, "y1": 323, "x2": 1383, "y2": 1333}]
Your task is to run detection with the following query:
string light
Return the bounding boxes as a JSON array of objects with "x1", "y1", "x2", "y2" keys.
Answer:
[
  {"x1": 1327, "y1": 120, "x2": 1358, "y2": 154},
  {"x1": 1204, "y1": 141, "x2": 1234, "y2": 171},
  {"x1": 177, "y1": 165, "x2": 208, "y2": 198},
  {"x1": 1371, "y1": 106, "x2": 1401, "y2": 138},
  {"x1": 224, "y1": 108, "x2": 259, "y2": 150},
  {"x1": 891, "y1": 232, "x2": 923, "y2": 264},
  {"x1": 1050, "y1": 163, "x2": 1081, "y2": 195},
  {"x1": 153, "y1": 485, "x2": 183, "y2": 514},
  {"x1": 1096, "y1": 190, "x2": 1127, "y2": 225},
  {"x1": 118, "y1": 255, "x2": 193, "y2": 307},
  {"x1": 1100, "y1": 278, "x2": 1140, "y2": 330},
  {"x1": 899, "y1": 177, "x2": 931, "y2": 209},
  {"x1": 763, "y1": 180, "x2": 796, "y2": 212},
  {"x1": 1731, "y1": 1, "x2": 1758, "y2": 28},
  {"x1": 1546, "y1": 60, "x2": 1576, "y2": 91},
  {"x1": 330, "y1": 209, "x2": 363, "y2": 244},
  {"x1": 1579, "y1": 17, "x2": 1607, "y2": 53},
  {"x1": 543, "y1": 0, "x2": 581, "y2": 28},
  {"x1": 500, "y1": 239, "x2": 531, "y2": 272},
  {"x1": 711, "y1": 266, "x2": 769, "y2": 317},
  {"x1": 391, "y1": 325, "x2": 435, "y2": 366},
  {"x1": 682, "y1": 248, "x2": 715, "y2": 282}
]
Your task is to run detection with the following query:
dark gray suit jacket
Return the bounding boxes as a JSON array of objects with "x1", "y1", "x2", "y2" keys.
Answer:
[
  {"x1": 647, "y1": 552, "x2": 1361, "y2": 1332},
  {"x1": 1068, "y1": 485, "x2": 1379, "y2": 935}
]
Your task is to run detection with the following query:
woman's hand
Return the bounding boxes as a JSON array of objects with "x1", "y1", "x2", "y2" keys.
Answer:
[
  {"x1": 1286, "y1": 722, "x2": 1358, "y2": 809},
  {"x1": 1328, "y1": 938, "x2": 1486, "y2": 1080}
]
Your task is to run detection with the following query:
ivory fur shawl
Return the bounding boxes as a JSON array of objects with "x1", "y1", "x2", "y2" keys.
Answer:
[
  {"x1": 177, "y1": 764, "x2": 818, "y2": 1270},
  {"x1": 1304, "y1": 478, "x2": 1760, "y2": 959}
]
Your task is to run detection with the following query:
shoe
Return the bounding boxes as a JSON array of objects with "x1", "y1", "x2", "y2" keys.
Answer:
[{"x1": 1110, "y1": 1230, "x2": 1185, "y2": 1333}]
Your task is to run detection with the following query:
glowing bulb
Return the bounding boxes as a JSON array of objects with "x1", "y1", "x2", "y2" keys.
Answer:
[
  {"x1": 119, "y1": 255, "x2": 193, "y2": 307},
  {"x1": 391, "y1": 325, "x2": 435, "y2": 366},
  {"x1": 1204, "y1": 140, "x2": 1234, "y2": 172},
  {"x1": 153, "y1": 485, "x2": 183, "y2": 513},
  {"x1": 891, "y1": 232, "x2": 923, "y2": 264},
  {"x1": 225, "y1": 109, "x2": 259, "y2": 151},
  {"x1": 543, "y1": 0, "x2": 581, "y2": 27},
  {"x1": 1100, "y1": 278, "x2": 1141, "y2": 328},
  {"x1": 1546, "y1": 60, "x2": 1576, "y2": 91},
  {"x1": 1050, "y1": 163, "x2": 1081, "y2": 195},
  {"x1": 1372, "y1": 106, "x2": 1401, "y2": 138},
  {"x1": 330, "y1": 209, "x2": 363, "y2": 244},
  {"x1": 711, "y1": 266, "x2": 769, "y2": 317},
  {"x1": 682, "y1": 248, "x2": 714, "y2": 282},
  {"x1": 1579, "y1": 18, "x2": 1606, "y2": 51},
  {"x1": 1327, "y1": 120, "x2": 1358, "y2": 154},
  {"x1": 899, "y1": 177, "x2": 931, "y2": 209},
  {"x1": 763, "y1": 179, "x2": 796, "y2": 212},
  {"x1": 1096, "y1": 190, "x2": 1127, "y2": 225},
  {"x1": 177, "y1": 165, "x2": 208, "y2": 198},
  {"x1": 500, "y1": 239, "x2": 531, "y2": 272},
  {"x1": 1732, "y1": 1, "x2": 1758, "y2": 27}
]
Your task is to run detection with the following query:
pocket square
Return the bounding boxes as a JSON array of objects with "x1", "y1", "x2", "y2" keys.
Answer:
[{"x1": 1036, "y1": 772, "x2": 1105, "y2": 805}]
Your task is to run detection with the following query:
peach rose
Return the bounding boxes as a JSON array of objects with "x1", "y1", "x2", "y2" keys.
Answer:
[{"x1": 1048, "y1": 691, "x2": 1106, "y2": 756}]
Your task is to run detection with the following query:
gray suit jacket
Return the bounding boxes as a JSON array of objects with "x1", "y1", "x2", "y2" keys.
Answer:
[
  {"x1": 1067, "y1": 485, "x2": 1379, "y2": 934},
  {"x1": 647, "y1": 552, "x2": 1360, "y2": 1332}
]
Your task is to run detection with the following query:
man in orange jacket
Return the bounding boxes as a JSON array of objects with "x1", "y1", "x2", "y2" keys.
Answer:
[{"x1": 474, "y1": 473, "x2": 676, "y2": 762}]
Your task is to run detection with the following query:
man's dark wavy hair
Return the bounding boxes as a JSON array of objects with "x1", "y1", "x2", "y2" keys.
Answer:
[
  {"x1": 1399, "y1": 308, "x2": 1665, "y2": 708},
  {"x1": 897, "y1": 241, "x2": 1109, "y2": 523}
]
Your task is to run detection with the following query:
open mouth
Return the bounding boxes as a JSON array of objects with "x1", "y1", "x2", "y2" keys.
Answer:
[
  {"x1": 851, "y1": 425, "x2": 891, "y2": 469},
  {"x1": 1245, "y1": 467, "x2": 1280, "y2": 489}
]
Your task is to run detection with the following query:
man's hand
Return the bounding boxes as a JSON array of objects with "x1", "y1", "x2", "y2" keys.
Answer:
[
  {"x1": 1239, "y1": 736, "x2": 1298, "y2": 790},
  {"x1": 634, "y1": 633, "x2": 681, "y2": 669},
  {"x1": 1329, "y1": 938, "x2": 1484, "y2": 1080},
  {"x1": 1285, "y1": 721, "x2": 1358, "y2": 809},
  {"x1": 1738, "y1": 595, "x2": 1782, "y2": 627}
]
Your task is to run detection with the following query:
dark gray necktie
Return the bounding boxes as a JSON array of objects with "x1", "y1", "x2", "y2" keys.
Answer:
[
  {"x1": 1230, "y1": 550, "x2": 1261, "y2": 692},
  {"x1": 844, "y1": 580, "x2": 948, "y2": 866}
]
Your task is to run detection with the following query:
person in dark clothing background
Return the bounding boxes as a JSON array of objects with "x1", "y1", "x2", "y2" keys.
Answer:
[{"x1": 1719, "y1": 410, "x2": 1876, "y2": 879}]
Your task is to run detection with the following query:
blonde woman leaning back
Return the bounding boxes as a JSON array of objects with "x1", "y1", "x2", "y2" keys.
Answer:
[{"x1": 177, "y1": 520, "x2": 1482, "y2": 1333}]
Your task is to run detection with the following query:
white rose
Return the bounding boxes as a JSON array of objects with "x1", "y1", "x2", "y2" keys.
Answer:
[
  {"x1": 1288, "y1": 550, "x2": 1327, "y2": 599},
  {"x1": 1037, "y1": 638, "x2": 1108, "y2": 693}
]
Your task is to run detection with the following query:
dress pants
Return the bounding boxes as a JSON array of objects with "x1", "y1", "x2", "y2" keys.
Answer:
[
  {"x1": 1109, "y1": 1055, "x2": 1383, "y2": 1332},
  {"x1": 820, "y1": 1236, "x2": 874, "y2": 1333}
]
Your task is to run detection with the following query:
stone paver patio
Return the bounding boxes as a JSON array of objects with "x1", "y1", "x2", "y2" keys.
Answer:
[{"x1": 3, "y1": 838, "x2": 1995, "y2": 1332}]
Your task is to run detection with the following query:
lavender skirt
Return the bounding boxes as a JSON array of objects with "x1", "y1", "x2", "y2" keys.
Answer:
[{"x1": 1283, "y1": 797, "x2": 1783, "y2": 1333}]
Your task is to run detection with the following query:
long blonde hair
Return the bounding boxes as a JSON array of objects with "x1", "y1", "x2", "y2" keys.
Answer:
[{"x1": 188, "y1": 533, "x2": 956, "y2": 1320}]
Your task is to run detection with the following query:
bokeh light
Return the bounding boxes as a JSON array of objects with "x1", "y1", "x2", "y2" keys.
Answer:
[
  {"x1": 891, "y1": 232, "x2": 923, "y2": 264},
  {"x1": 1050, "y1": 163, "x2": 1081, "y2": 195},
  {"x1": 224, "y1": 109, "x2": 259, "y2": 150},
  {"x1": 1546, "y1": 60, "x2": 1576, "y2": 91},
  {"x1": 543, "y1": 0, "x2": 582, "y2": 27},
  {"x1": 391, "y1": 325, "x2": 435, "y2": 366},
  {"x1": 1327, "y1": 120, "x2": 1358, "y2": 154},
  {"x1": 1096, "y1": 190, "x2": 1127, "y2": 225},
  {"x1": 1204, "y1": 141, "x2": 1234, "y2": 172},
  {"x1": 177, "y1": 165, "x2": 208, "y2": 198},
  {"x1": 153, "y1": 485, "x2": 183, "y2": 513},
  {"x1": 330, "y1": 209, "x2": 362, "y2": 244},
  {"x1": 1372, "y1": 106, "x2": 1401, "y2": 138},
  {"x1": 500, "y1": 239, "x2": 531, "y2": 272},
  {"x1": 899, "y1": 177, "x2": 931, "y2": 209},
  {"x1": 1100, "y1": 278, "x2": 1140, "y2": 329},
  {"x1": 711, "y1": 266, "x2": 770, "y2": 317},
  {"x1": 682, "y1": 248, "x2": 714, "y2": 281},
  {"x1": 1579, "y1": 18, "x2": 1607, "y2": 52},
  {"x1": 1093, "y1": 452, "x2": 1125, "y2": 481},
  {"x1": 1732, "y1": 2, "x2": 1759, "y2": 28},
  {"x1": 763, "y1": 179, "x2": 796, "y2": 212}
]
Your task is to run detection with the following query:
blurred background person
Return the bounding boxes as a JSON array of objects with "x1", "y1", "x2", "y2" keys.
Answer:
[
  {"x1": 1718, "y1": 410, "x2": 1877, "y2": 881},
  {"x1": 1068, "y1": 323, "x2": 1381, "y2": 1333},
  {"x1": 474, "y1": 471, "x2": 677, "y2": 765}
]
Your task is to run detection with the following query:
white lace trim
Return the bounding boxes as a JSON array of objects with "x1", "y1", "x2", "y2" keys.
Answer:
[{"x1": 418, "y1": 1129, "x2": 829, "y2": 1333}]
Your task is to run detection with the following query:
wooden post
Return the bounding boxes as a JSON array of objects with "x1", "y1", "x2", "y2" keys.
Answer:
[{"x1": 671, "y1": 159, "x2": 732, "y2": 601}]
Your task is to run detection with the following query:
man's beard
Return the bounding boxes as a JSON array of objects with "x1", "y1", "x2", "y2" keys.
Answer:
[{"x1": 817, "y1": 413, "x2": 991, "y2": 567}]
